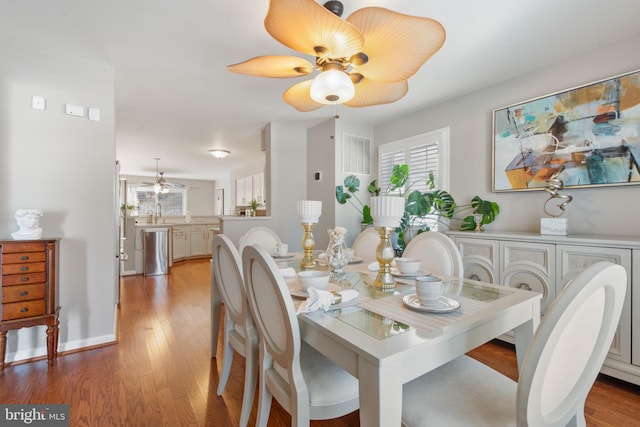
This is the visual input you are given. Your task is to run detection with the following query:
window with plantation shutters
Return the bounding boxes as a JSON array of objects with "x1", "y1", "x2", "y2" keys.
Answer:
[
  {"x1": 378, "y1": 128, "x2": 450, "y2": 229},
  {"x1": 378, "y1": 127, "x2": 450, "y2": 194}
]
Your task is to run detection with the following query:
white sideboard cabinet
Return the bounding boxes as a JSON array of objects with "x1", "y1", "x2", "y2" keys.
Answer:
[{"x1": 448, "y1": 230, "x2": 640, "y2": 386}]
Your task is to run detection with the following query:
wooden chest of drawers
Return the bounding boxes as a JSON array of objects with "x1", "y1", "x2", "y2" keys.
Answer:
[{"x1": 0, "y1": 239, "x2": 60, "y2": 369}]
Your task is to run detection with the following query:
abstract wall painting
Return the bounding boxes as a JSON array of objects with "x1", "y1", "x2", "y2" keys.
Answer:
[{"x1": 492, "y1": 69, "x2": 640, "y2": 192}]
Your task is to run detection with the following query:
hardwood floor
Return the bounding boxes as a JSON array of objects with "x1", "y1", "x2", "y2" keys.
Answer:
[{"x1": 1, "y1": 259, "x2": 638, "y2": 426}]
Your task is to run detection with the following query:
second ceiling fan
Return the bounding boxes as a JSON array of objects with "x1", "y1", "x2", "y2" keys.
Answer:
[
  {"x1": 227, "y1": 0, "x2": 445, "y2": 112},
  {"x1": 142, "y1": 158, "x2": 185, "y2": 194}
]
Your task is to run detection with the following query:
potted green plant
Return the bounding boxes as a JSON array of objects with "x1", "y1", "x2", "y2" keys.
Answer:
[
  {"x1": 250, "y1": 199, "x2": 261, "y2": 216},
  {"x1": 336, "y1": 164, "x2": 410, "y2": 226},
  {"x1": 120, "y1": 203, "x2": 135, "y2": 217},
  {"x1": 336, "y1": 164, "x2": 500, "y2": 250}
]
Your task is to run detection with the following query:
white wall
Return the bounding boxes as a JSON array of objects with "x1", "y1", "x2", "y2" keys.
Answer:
[
  {"x1": 307, "y1": 118, "x2": 375, "y2": 248},
  {"x1": 0, "y1": 45, "x2": 117, "y2": 362},
  {"x1": 307, "y1": 119, "x2": 336, "y2": 249},
  {"x1": 375, "y1": 35, "x2": 640, "y2": 237}
]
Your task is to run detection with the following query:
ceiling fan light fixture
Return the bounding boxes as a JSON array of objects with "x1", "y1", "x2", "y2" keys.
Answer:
[
  {"x1": 209, "y1": 149, "x2": 230, "y2": 159},
  {"x1": 154, "y1": 182, "x2": 162, "y2": 194},
  {"x1": 310, "y1": 68, "x2": 355, "y2": 105}
]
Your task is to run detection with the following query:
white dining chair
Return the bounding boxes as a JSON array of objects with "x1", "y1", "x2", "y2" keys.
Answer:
[
  {"x1": 401, "y1": 231, "x2": 463, "y2": 279},
  {"x1": 238, "y1": 226, "x2": 282, "y2": 254},
  {"x1": 351, "y1": 226, "x2": 380, "y2": 262},
  {"x1": 211, "y1": 234, "x2": 258, "y2": 427},
  {"x1": 241, "y1": 244, "x2": 359, "y2": 427},
  {"x1": 402, "y1": 261, "x2": 627, "y2": 427}
]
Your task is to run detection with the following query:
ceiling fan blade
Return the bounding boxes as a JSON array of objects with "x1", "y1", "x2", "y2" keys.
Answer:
[
  {"x1": 344, "y1": 79, "x2": 408, "y2": 108},
  {"x1": 228, "y1": 55, "x2": 314, "y2": 78},
  {"x1": 165, "y1": 182, "x2": 186, "y2": 188},
  {"x1": 265, "y1": 0, "x2": 363, "y2": 59},
  {"x1": 282, "y1": 80, "x2": 324, "y2": 112},
  {"x1": 347, "y1": 7, "x2": 445, "y2": 82}
]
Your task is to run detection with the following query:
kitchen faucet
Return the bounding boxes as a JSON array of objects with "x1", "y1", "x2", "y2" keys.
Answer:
[{"x1": 155, "y1": 203, "x2": 162, "y2": 224}]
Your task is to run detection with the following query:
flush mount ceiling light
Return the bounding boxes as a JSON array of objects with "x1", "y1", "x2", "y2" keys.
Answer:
[
  {"x1": 209, "y1": 149, "x2": 230, "y2": 159},
  {"x1": 227, "y1": 0, "x2": 445, "y2": 112}
]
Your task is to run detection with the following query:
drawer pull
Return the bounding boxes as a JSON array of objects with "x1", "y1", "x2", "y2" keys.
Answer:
[
  {"x1": 21, "y1": 266, "x2": 28, "y2": 271},
  {"x1": 20, "y1": 307, "x2": 28, "y2": 313},
  {"x1": 21, "y1": 277, "x2": 29, "y2": 282},
  {"x1": 518, "y1": 283, "x2": 532, "y2": 291},
  {"x1": 21, "y1": 255, "x2": 28, "y2": 261},
  {"x1": 20, "y1": 291, "x2": 28, "y2": 296}
]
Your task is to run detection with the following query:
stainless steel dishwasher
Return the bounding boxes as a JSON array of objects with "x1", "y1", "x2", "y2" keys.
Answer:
[{"x1": 142, "y1": 227, "x2": 170, "y2": 276}]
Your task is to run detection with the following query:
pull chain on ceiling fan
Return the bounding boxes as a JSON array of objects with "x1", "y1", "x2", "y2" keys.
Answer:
[{"x1": 227, "y1": 0, "x2": 445, "y2": 112}]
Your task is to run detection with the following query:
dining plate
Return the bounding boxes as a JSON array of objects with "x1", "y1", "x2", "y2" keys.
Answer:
[
  {"x1": 290, "y1": 282, "x2": 342, "y2": 298},
  {"x1": 391, "y1": 269, "x2": 429, "y2": 278},
  {"x1": 315, "y1": 256, "x2": 364, "y2": 265},
  {"x1": 402, "y1": 294, "x2": 461, "y2": 313},
  {"x1": 272, "y1": 253, "x2": 295, "y2": 259}
]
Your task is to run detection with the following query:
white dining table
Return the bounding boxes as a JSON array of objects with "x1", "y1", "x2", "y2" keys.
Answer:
[{"x1": 211, "y1": 258, "x2": 541, "y2": 427}]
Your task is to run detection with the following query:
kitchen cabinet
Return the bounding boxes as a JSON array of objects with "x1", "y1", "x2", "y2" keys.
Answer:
[
  {"x1": 448, "y1": 230, "x2": 639, "y2": 385},
  {"x1": 170, "y1": 224, "x2": 219, "y2": 261},
  {"x1": 172, "y1": 225, "x2": 189, "y2": 261},
  {"x1": 190, "y1": 225, "x2": 211, "y2": 257},
  {"x1": 0, "y1": 238, "x2": 60, "y2": 369},
  {"x1": 235, "y1": 172, "x2": 265, "y2": 207},
  {"x1": 252, "y1": 172, "x2": 264, "y2": 204},
  {"x1": 235, "y1": 176, "x2": 252, "y2": 206}
]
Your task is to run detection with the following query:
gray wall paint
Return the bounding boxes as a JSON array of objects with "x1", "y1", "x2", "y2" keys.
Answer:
[
  {"x1": 375, "y1": 35, "x2": 640, "y2": 237},
  {"x1": 0, "y1": 45, "x2": 117, "y2": 361}
]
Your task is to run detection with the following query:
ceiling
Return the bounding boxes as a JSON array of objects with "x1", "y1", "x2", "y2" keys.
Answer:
[{"x1": 4, "y1": 0, "x2": 640, "y2": 181}]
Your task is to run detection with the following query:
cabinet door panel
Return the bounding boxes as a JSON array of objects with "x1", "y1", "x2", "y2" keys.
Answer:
[
  {"x1": 172, "y1": 226, "x2": 188, "y2": 260},
  {"x1": 556, "y1": 245, "x2": 631, "y2": 364},
  {"x1": 456, "y1": 238, "x2": 499, "y2": 283},
  {"x1": 633, "y1": 250, "x2": 640, "y2": 367},
  {"x1": 501, "y1": 241, "x2": 555, "y2": 313},
  {"x1": 190, "y1": 226, "x2": 208, "y2": 256}
]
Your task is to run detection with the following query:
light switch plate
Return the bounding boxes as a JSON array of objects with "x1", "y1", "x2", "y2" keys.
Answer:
[
  {"x1": 65, "y1": 104, "x2": 85, "y2": 117},
  {"x1": 88, "y1": 107, "x2": 101, "y2": 121},
  {"x1": 32, "y1": 96, "x2": 46, "y2": 110}
]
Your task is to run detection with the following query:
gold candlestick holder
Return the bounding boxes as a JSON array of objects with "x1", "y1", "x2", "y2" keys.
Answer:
[
  {"x1": 300, "y1": 222, "x2": 317, "y2": 270},
  {"x1": 373, "y1": 226, "x2": 396, "y2": 292}
]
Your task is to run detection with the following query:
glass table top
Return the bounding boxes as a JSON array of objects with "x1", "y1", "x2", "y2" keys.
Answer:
[{"x1": 280, "y1": 257, "x2": 515, "y2": 340}]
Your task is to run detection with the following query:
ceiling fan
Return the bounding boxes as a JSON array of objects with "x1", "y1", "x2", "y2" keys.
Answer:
[
  {"x1": 142, "y1": 158, "x2": 185, "y2": 194},
  {"x1": 227, "y1": 0, "x2": 445, "y2": 112}
]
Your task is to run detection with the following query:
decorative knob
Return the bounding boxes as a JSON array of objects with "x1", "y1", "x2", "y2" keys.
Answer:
[
  {"x1": 20, "y1": 307, "x2": 28, "y2": 313},
  {"x1": 21, "y1": 266, "x2": 28, "y2": 271},
  {"x1": 21, "y1": 277, "x2": 28, "y2": 282},
  {"x1": 21, "y1": 256, "x2": 28, "y2": 261},
  {"x1": 20, "y1": 291, "x2": 28, "y2": 296},
  {"x1": 518, "y1": 283, "x2": 531, "y2": 291}
]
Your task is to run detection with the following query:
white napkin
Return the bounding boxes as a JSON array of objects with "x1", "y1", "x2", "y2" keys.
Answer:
[
  {"x1": 279, "y1": 267, "x2": 297, "y2": 278},
  {"x1": 296, "y1": 288, "x2": 359, "y2": 314}
]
